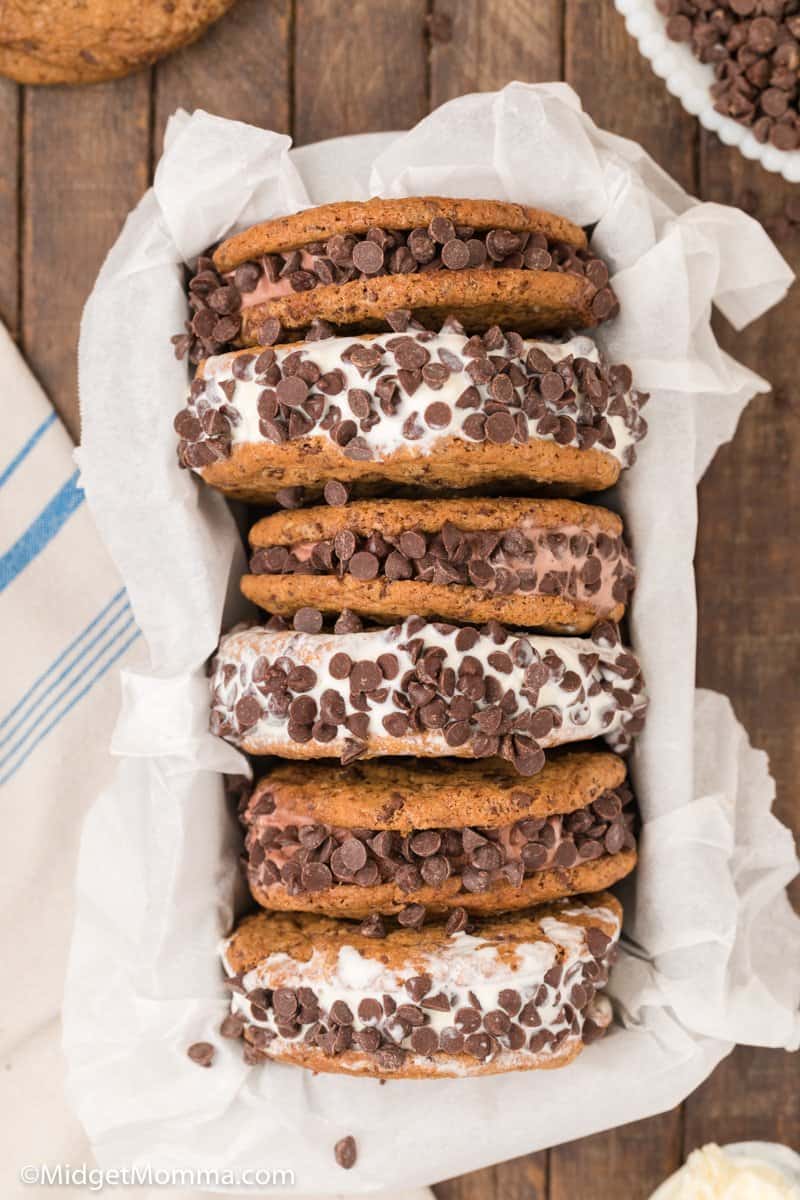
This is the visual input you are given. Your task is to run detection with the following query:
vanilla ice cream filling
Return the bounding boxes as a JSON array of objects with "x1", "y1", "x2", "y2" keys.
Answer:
[
  {"x1": 200, "y1": 332, "x2": 640, "y2": 463},
  {"x1": 220, "y1": 902, "x2": 620, "y2": 1073}
]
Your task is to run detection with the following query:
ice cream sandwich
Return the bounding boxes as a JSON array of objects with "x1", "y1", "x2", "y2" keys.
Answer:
[
  {"x1": 209, "y1": 616, "x2": 646, "y2": 773},
  {"x1": 174, "y1": 324, "x2": 647, "y2": 503},
  {"x1": 176, "y1": 197, "x2": 620, "y2": 363},
  {"x1": 240, "y1": 751, "x2": 636, "y2": 918},
  {"x1": 243, "y1": 497, "x2": 635, "y2": 635},
  {"x1": 219, "y1": 893, "x2": 622, "y2": 1077}
]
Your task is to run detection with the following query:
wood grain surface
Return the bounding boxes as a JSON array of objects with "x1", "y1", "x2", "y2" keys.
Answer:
[{"x1": 1, "y1": 2, "x2": 797, "y2": 1196}]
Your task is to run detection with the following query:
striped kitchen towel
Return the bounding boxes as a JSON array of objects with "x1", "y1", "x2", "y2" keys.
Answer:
[
  {"x1": 0, "y1": 326, "x2": 145, "y2": 788},
  {"x1": 0, "y1": 322, "x2": 146, "y2": 1195}
]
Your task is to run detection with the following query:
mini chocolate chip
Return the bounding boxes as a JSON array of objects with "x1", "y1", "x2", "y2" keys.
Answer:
[
  {"x1": 293, "y1": 607, "x2": 323, "y2": 633},
  {"x1": 324, "y1": 480, "x2": 350, "y2": 506},
  {"x1": 220, "y1": 1012, "x2": 245, "y2": 1039},
  {"x1": 397, "y1": 529, "x2": 426, "y2": 559},
  {"x1": 398, "y1": 903, "x2": 426, "y2": 928},
  {"x1": 424, "y1": 401, "x2": 452, "y2": 428},
  {"x1": 334, "y1": 1136, "x2": 357, "y2": 1170},
  {"x1": 409, "y1": 829, "x2": 442, "y2": 857},
  {"x1": 187, "y1": 1041, "x2": 215, "y2": 1067},
  {"x1": 352, "y1": 240, "x2": 384, "y2": 274},
  {"x1": 329, "y1": 652, "x2": 352, "y2": 679},
  {"x1": 359, "y1": 913, "x2": 386, "y2": 938},
  {"x1": 350, "y1": 659, "x2": 382, "y2": 692},
  {"x1": 383, "y1": 713, "x2": 410, "y2": 737},
  {"x1": 349, "y1": 551, "x2": 379, "y2": 580},
  {"x1": 429, "y1": 216, "x2": 456, "y2": 244},
  {"x1": 340, "y1": 836, "x2": 368, "y2": 872},
  {"x1": 441, "y1": 238, "x2": 470, "y2": 269},
  {"x1": 385, "y1": 551, "x2": 412, "y2": 581},
  {"x1": 234, "y1": 696, "x2": 262, "y2": 729},
  {"x1": 454, "y1": 1006, "x2": 481, "y2": 1033},
  {"x1": 406, "y1": 974, "x2": 433, "y2": 1001},
  {"x1": 440, "y1": 1027, "x2": 465, "y2": 1053},
  {"x1": 485, "y1": 410, "x2": 516, "y2": 444},
  {"x1": 445, "y1": 906, "x2": 469, "y2": 934},
  {"x1": 287, "y1": 664, "x2": 316, "y2": 692}
]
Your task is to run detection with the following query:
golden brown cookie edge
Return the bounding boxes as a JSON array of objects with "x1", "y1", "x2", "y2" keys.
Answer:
[
  {"x1": 237, "y1": 269, "x2": 599, "y2": 338},
  {"x1": 241, "y1": 573, "x2": 624, "y2": 634},
  {"x1": 247, "y1": 751, "x2": 626, "y2": 828},
  {"x1": 245, "y1": 1032, "x2": 585, "y2": 1078},
  {"x1": 199, "y1": 433, "x2": 620, "y2": 504},
  {"x1": 226, "y1": 892, "x2": 621, "y2": 975},
  {"x1": 248, "y1": 496, "x2": 623, "y2": 544}
]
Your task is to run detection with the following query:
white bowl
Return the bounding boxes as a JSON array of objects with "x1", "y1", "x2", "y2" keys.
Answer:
[
  {"x1": 615, "y1": 0, "x2": 800, "y2": 182},
  {"x1": 648, "y1": 1142, "x2": 800, "y2": 1198}
]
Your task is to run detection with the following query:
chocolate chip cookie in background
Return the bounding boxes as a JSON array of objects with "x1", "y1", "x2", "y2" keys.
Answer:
[
  {"x1": 171, "y1": 196, "x2": 620, "y2": 362},
  {"x1": 238, "y1": 751, "x2": 637, "y2": 919},
  {"x1": 659, "y1": 0, "x2": 800, "y2": 151},
  {"x1": 219, "y1": 893, "x2": 622, "y2": 1077},
  {"x1": 0, "y1": 0, "x2": 236, "y2": 84},
  {"x1": 242, "y1": 497, "x2": 636, "y2": 634},
  {"x1": 174, "y1": 322, "x2": 647, "y2": 503},
  {"x1": 210, "y1": 616, "x2": 647, "y2": 772}
]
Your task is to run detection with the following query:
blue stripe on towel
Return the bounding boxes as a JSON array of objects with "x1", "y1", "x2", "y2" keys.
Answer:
[
  {"x1": 0, "y1": 627, "x2": 143, "y2": 787},
  {"x1": 0, "y1": 411, "x2": 58, "y2": 490},
  {"x1": 0, "y1": 587, "x2": 128, "y2": 732},
  {"x1": 0, "y1": 591, "x2": 132, "y2": 747},
  {"x1": 0, "y1": 614, "x2": 138, "y2": 774},
  {"x1": 0, "y1": 469, "x2": 85, "y2": 594}
]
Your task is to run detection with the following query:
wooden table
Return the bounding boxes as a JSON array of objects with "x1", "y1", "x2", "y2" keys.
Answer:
[{"x1": 2, "y1": 2, "x2": 797, "y2": 1194}]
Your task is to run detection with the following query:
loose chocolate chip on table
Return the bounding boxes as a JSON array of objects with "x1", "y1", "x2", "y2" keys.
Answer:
[{"x1": 334, "y1": 1136, "x2": 357, "y2": 1170}]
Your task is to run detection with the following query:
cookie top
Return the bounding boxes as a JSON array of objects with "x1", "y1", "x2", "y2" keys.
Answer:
[
  {"x1": 245, "y1": 751, "x2": 626, "y2": 831},
  {"x1": 213, "y1": 197, "x2": 588, "y2": 272},
  {"x1": 0, "y1": 0, "x2": 235, "y2": 84},
  {"x1": 223, "y1": 892, "x2": 622, "y2": 978},
  {"x1": 249, "y1": 497, "x2": 623, "y2": 546}
]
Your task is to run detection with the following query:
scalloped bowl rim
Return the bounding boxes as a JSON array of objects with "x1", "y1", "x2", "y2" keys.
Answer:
[{"x1": 615, "y1": 0, "x2": 800, "y2": 183}]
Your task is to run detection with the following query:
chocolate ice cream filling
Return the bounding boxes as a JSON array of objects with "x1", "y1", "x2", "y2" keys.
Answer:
[
  {"x1": 250, "y1": 521, "x2": 635, "y2": 615},
  {"x1": 177, "y1": 223, "x2": 618, "y2": 362},
  {"x1": 244, "y1": 783, "x2": 635, "y2": 899}
]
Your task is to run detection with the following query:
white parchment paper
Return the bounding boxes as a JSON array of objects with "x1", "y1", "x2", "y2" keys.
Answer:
[{"x1": 66, "y1": 83, "x2": 800, "y2": 1190}]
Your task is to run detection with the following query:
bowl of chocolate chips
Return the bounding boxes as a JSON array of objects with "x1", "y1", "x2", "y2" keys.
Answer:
[{"x1": 615, "y1": 0, "x2": 800, "y2": 181}]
